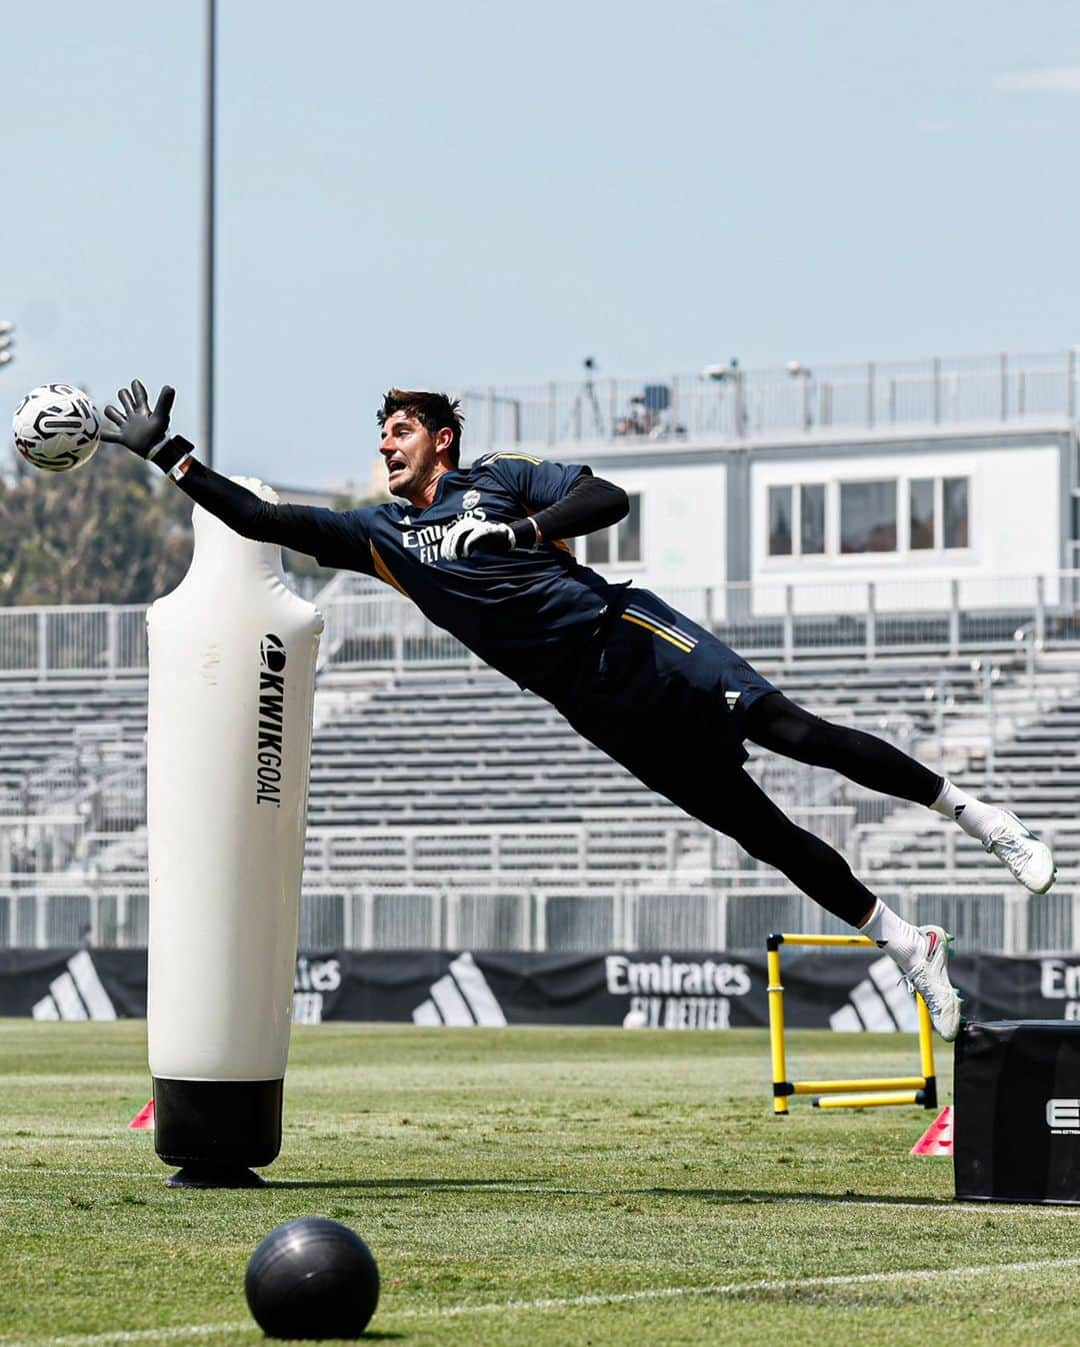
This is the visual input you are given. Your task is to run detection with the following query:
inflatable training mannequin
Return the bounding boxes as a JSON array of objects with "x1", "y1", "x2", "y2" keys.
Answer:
[{"x1": 146, "y1": 480, "x2": 322, "y2": 1187}]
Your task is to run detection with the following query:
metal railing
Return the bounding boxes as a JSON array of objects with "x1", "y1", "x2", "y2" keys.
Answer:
[
  {"x1": 299, "y1": 810, "x2": 857, "y2": 880},
  {"x1": 459, "y1": 348, "x2": 1079, "y2": 453},
  {"x1": 3, "y1": 571, "x2": 1080, "y2": 674},
  {"x1": 318, "y1": 571, "x2": 1080, "y2": 670},
  {"x1": 850, "y1": 821, "x2": 1080, "y2": 873},
  {"x1": 0, "y1": 605, "x2": 148, "y2": 677},
  {"x1": 48, "y1": 807, "x2": 855, "y2": 888},
  {"x1": 0, "y1": 873, "x2": 1074, "y2": 954}
]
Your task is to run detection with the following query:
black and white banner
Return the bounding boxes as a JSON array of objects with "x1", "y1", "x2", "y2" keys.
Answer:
[{"x1": 6, "y1": 947, "x2": 1080, "y2": 1028}]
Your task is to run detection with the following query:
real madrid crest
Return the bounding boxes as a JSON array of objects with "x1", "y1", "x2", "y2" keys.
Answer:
[{"x1": 462, "y1": 489, "x2": 481, "y2": 510}]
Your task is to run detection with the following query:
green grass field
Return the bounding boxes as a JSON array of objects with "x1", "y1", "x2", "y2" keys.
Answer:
[{"x1": 2, "y1": 1020, "x2": 1079, "y2": 1346}]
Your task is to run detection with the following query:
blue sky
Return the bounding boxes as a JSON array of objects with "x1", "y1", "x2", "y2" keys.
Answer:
[{"x1": 4, "y1": 0, "x2": 1080, "y2": 487}]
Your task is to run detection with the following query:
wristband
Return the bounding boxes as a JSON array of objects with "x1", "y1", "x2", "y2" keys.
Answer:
[
  {"x1": 168, "y1": 453, "x2": 195, "y2": 482},
  {"x1": 150, "y1": 435, "x2": 195, "y2": 476},
  {"x1": 510, "y1": 518, "x2": 541, "y2": 550}
]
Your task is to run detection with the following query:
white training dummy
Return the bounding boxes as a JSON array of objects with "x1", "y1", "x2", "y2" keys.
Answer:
[{"x1": 146, "y1": 479, "x2": 322, "y2": 1187}]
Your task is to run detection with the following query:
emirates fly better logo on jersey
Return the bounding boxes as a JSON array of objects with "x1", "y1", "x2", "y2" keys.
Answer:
[{"x1": 401, "y1": 497, "x2": 488, "y2": 564}]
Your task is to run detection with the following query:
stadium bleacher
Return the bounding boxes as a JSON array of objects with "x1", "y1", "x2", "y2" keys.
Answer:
[
  {"x1": 0, "y1": 677, "x2": 145, "y2": 792},
  {"x1": 0, "y1": 617, "x2": 1076, "y2": 952},
  {"x1": 308, "y1": 668, "x2": 675, "y2": 827}
]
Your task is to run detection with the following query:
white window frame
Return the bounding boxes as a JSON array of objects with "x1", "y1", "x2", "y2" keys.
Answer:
[
  {"x1": 837, "y1": 477, "x2": 899, "y2": 557},
  {"x1": 763, "y1": 473, "x2": 973, "y2": 565},
  {"x1": 798, "y1": 482, "x2": 827, "y2": 557},
  {"x1": 767, "y1": 484, "x2": 795, "y2": 558},
  {"x1": 940, "y1": 475, "x2": 971, "y2": 551},
  {"x1": 903, "y1": 474, "x2": 972, "y2": 554},
  {"x1": 907, "y1": 476, "x2": 937, "y2": 552}
]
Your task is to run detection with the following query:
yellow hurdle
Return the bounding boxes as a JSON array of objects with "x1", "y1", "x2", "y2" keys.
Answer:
[{"x1": 767, "y1": 932, "x2": 937, "y2": 1115}]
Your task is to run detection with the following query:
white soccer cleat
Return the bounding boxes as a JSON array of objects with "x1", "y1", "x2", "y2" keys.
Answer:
[
  {"x1": 902, "y1": 925, "x2": 961, "y2": 1042},
  {"x1": 984, "y1": 810, "x2": 1056, "y2": 894}
]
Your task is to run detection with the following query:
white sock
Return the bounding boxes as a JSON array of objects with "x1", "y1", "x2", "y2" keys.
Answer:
[
  {"x1": 929, "y1": 777, "x2": 1000, "y2": 844},
  {"x1": 859, "y1": 898, "x2": 926, "y2": 970}
]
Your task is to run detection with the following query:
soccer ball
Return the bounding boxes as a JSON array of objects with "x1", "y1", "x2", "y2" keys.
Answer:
[{"x1": 12, "y1": 383, "x2": 101, "y2": 472}]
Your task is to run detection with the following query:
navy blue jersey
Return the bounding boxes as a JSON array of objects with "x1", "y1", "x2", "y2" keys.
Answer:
[{"x1": 302, "y1": 453, "x2": 622, "y2": 690}]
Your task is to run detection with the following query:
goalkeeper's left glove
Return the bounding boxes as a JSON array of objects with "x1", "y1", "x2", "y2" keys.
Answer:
[
  {"x1": 99, "y1": 379, "x2": 179, "y2": 464},
  {"x1": 439, "y1": 516, "x2": 539, "y2": 561}
]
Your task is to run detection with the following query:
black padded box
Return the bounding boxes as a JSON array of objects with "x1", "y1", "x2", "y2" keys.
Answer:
[{"x1": 954, "y1": 1020, "x2": 1080, "y2": 1205}]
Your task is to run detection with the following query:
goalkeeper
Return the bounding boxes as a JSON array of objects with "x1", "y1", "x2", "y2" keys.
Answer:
[{"x1": 103, "y1": 380, "x2": 1058, "y2": 1040}]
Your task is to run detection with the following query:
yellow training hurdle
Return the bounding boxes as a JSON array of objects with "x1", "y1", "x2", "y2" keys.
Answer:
[{"x1": 767, "y1": 932, "x2": 937, "y2": 1115}]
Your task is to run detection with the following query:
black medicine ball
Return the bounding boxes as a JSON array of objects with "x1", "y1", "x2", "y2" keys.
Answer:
[{"x1": 245, "y1": 1217, "x2": 380, "y2": 1340}]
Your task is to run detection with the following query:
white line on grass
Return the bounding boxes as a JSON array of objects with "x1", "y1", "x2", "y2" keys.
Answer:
[
  {"x1": 0, "y1": 1326, "x2": 250, "y2": 1347},
  {"x1": 167, "y1": 1180, "x2": 1080, "y2": 1216},
  {"x1": 0, "y1": 1167, "x2": 158, "y2": 1181},
  {"x1": 4, "y1": 1170, "x2": 1080, "y2": 1217},
  {"x1": 8, "y1": 1254, "x2": 1080, "y2": 1345},
  {"x1": 390, "y1": 1254, "x2": 1080, "y2": 1318},
  {"x1": 761, "y1": 1194, "x2": 1080, "y2": 1216}
]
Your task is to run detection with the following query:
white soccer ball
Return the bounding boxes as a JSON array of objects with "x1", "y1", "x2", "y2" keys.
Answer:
[
  {"x1": 12, "y1": 383, "x2": 101, "y2": 472},
  {"x1": 622, "y1": 1008, "x2": 649, "y2": 1029}
]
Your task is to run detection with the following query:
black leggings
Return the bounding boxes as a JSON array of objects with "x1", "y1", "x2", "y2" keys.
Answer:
[
  {"x1": 717, "y1": 693, "x2": 943, "y2": 927},
  {"x1": 746, "y1": 693, "x2": 941, "y2": 806}
]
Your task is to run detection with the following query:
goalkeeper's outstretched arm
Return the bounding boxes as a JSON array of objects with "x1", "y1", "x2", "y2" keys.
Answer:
[
  {"x1": 173, "y1": 457, "x2": 330, "y2": 554},
  {"x1": 99, "y1": 379, "x2": 348, "y2": 557},
  {"x1": 99, "y1": 378, "x2": 630, "y2": 562}
]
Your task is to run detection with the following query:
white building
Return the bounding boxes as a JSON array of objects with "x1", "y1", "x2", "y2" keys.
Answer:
[{"x1": 460, "y1": 349, "x2": 1079, "y2": 620}]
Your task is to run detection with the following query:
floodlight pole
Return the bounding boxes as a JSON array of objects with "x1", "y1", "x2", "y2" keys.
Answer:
[{"x1": 199, "y1": 0, "x2": 217, "y2": 470}]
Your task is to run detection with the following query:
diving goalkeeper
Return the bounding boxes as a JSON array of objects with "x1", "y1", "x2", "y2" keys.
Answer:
[{"x1": 102, "y1": 379, "x2": 1058, "y2": 1040}]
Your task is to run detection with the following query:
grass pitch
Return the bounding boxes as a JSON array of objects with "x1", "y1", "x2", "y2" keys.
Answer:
[{"x1": 2, "y1": 1021, "x2": 1079, "y2": 1346}]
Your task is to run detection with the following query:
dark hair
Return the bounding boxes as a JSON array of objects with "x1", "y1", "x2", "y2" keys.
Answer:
[{"x1": 377, "y1": 389, "x2": 464, "y2": 467}]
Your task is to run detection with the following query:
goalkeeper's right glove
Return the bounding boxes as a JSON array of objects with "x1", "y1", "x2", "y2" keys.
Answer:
[
  {"x1": 100, "y1": 379, "x2": 191, "y2": 474},
  {"x1": 439, "y1": 516, "x2": 538, "y2": 561}
]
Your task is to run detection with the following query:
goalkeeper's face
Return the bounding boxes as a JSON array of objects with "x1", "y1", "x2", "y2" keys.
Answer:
[{"x1": 379, "y1": 411, "x2": 451, "y2": 506}]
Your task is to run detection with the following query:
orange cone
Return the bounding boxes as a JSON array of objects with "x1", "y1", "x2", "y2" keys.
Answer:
[
  {"x1": 128, "y1": 1098, "x2": 155, "y2": 1131},
  {"x1": 910, "y1": 1104, "x2": 953, "y2": 1156}
]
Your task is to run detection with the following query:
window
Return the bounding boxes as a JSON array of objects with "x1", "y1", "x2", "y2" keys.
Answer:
[
  {"x1": 768, "y1": 483, "x2": 822, "y2": 557},
  {"x1": 585, "y1": 529, "x2": 609, "y2": 565},
  {"x1": 840, "y1": 480, "x2": 897, "y2": 553},
  {"x1": 767, "y1": 474, "x2": 968, "y2": 560},
  {"x1": 908, "y1": 475, "x2": 970, "y2": 550},
  {"x1": 800, "y1": 484, "x2": 825, "y2": 555},
  {"x1": 617, "y1": 494, "x2": 641, "y2": 562},
  {"x1": 585, "y1": 493, "x2": 642, "y2": 565},
  {"x1": 768, "y1": 486, "x2": 793, "y2": 556},
  {"x1": 944, "y1": 477, "x2": 969, "y2": 549},
  {"x1": 909, "y1": 479, "x2": 935, "y2": 550}
]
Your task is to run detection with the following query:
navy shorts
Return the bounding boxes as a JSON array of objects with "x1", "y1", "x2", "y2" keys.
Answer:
[{"x1": 549, "y1": 589, "x2": 777, "y2": 822}]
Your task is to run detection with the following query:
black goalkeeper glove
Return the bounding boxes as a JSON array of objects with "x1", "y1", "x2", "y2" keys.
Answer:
[{"x1": 99, "y1": 379, "x2": 187, "y2": 470}]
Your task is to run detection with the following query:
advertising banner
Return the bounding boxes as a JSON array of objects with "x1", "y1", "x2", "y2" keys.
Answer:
[{"x1": 6, "y1": 947, "x2": 1080, "y2": 1029}]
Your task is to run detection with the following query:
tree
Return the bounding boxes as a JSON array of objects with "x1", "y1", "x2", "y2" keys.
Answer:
[
  {"x1": 0, "y1": 449, "x2": 193, "y2": 605},
  {"x1": 0, "y1": 448, "x2": 382, "y2": 606}
]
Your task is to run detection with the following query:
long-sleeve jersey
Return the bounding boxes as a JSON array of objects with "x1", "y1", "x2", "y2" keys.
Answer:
[{"x1": 177, "y1": 450, "x2": 629, "y2": 692}]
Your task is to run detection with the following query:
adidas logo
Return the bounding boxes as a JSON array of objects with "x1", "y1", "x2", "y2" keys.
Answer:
[
  {"x1": 32, "y1": 950, "x2": 116, "y2": 1021},
  {"x1": 954, "y1": 804, "x2": 966, "y2": 820},
  {"x1": 412, "y1": 952, "x2": 507, "y2": 1027},
  {"x1": 829, "y1": 954, "x2": 919, "y2": 1033},
  {"x1": 724, "y1": 690, "x2": 740, "y2": 710}
]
